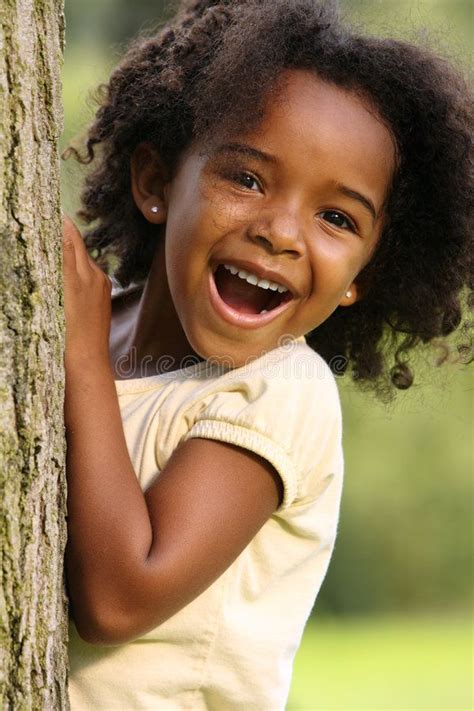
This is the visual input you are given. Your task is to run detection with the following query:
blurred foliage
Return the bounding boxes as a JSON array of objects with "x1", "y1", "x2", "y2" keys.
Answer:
[
  {"x1": 61, "y1": 0, "x2": 473, "y2": 617},
  {"x1": 64, "y1": 0, "x2": 172, "y2": 46},
  {"x1": 64, "y1": 0, "x2": 473, "y2": 54},
  {"x1": 318, "y1": 363, "x2": 472, "y2": 615}
]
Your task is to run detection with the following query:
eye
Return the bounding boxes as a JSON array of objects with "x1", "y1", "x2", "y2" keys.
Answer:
[
  {"x1": 230, "y1": 171, "x2": 261, "y2": 192},
  {"x1": 320, "y1": 210, "x2": 357, "y2": 233}
]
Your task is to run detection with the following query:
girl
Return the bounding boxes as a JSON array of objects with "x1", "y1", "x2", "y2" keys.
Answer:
[{"x1": 63, "y1": 0, "x2": 472, "y2": 708}]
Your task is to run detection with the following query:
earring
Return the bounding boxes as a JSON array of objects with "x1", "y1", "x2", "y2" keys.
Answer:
[
  {"x1": 345, "y1": 290, "x2": 352, "y2": 298},
  {"x1": 142, "y1": 196, "x2": 166, "y2": 223}
]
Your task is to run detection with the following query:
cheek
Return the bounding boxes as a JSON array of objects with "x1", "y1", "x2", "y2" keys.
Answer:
[
  {"x1": 166, "y1": 194, "x2": 199, "y2": 238},
  {"x1": 310, "y1": 238, "x2": 362, "y2": 282},
  {"x1": 201, "y1": 185, "x2": 249, "y2": 233}
]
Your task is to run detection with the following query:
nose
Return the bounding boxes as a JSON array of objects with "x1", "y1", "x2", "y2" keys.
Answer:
[{"x1": 247, "y1": 207, "x2": 305, "y2": 257}]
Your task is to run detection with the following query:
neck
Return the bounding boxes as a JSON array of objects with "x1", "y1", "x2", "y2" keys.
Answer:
[{"x1": 113, "y1": 239, "x2": 203, "y2": 379}]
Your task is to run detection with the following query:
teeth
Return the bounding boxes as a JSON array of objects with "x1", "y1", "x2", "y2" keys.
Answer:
[{"x1": 222, "y1": 263, "x2": 288, "y2": 293}]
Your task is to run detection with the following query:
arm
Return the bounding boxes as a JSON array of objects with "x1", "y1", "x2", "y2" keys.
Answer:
[
  {"x1": 67, "y1": 416, "x2": 283, "y2": 645},
  {"x1": 63, "y1": 219, "x2": 283, "y2": 645}
]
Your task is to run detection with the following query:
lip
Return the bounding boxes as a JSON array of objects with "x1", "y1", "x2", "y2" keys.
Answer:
[
  {"x1": 211, "y1": 258, "x2": 297, "y2": 297},
  {"x1": 208, "y1": 267, "x2": 294, "y2": 329}
]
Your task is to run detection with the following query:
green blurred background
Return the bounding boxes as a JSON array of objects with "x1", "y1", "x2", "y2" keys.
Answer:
[{"x1": 60, "y1": 1, "x2": 473, "y2": 708}]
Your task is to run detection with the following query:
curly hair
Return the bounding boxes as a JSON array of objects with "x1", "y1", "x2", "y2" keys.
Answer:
[{"x1": 64, "y1": 0, "x2": 473, "y2": 396}]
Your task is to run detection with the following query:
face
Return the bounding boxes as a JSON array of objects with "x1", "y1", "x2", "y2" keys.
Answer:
[{"x1": 135, "y1": 70, "x2": 396, "y2": 369}]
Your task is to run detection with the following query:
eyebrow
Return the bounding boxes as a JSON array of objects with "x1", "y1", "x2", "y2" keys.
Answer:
[
  {"x1": 335, "y1": 184, "x2": 378, "y2": 223},
  {"x1": 214, "y1": 142, "x2": 278, "y2": 165}
]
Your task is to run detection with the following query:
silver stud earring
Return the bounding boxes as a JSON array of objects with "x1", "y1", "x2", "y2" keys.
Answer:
[
  {"x1": 150, "y1": 205, "x2": 160, "y2": 214},
  {"x1": 345, "y1": 290, "x2": 352, "y2": 298}
]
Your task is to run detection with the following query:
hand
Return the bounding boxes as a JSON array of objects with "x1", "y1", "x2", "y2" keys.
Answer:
[{"x1": 62, "y1": 215, "x2": 113, "y2": 369}]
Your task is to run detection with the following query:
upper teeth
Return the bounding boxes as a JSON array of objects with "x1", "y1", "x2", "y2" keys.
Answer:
[{"x1": 222, "y1": 264, "x2": 288, "y2": 293}]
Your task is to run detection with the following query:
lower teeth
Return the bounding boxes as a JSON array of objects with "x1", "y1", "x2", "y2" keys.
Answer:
[{"x1": 260, "y1": 309, "x2": 269, "y2": 314}]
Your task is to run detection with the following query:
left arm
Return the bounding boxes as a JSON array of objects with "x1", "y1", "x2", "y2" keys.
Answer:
[
  {"x1": 62, "y1": 216, "x2": 155, "y2": 635},
  {"x1": 64, "y1": 359, "x2": 155, "y2": 636}
]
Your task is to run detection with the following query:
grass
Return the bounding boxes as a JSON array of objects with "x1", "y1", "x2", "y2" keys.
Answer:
[{"x1": 287, "y1": 613, "x2": 473, "y2": 711}]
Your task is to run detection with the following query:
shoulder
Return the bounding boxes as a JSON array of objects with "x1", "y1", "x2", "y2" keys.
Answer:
[
  {"x1": 111, "y1": 279, "x2": 144, "y2": 303},
  {"x1": 262, "y1": 335, "x2": 339, "y2": 390},
  {"x1": 218, "y1": 334, "x2": 341, "y2": 421},
  {"x1": 185, "y1": 335, "x2": 342, "y2": 509}
]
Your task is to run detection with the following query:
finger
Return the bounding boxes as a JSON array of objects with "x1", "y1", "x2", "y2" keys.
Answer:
[
  {"x1": 86, "y1": 251, "x2": 101, "y2": 271},
  {"x1": 62, "y1": 221, "x2": 77, "y2": 276},
  {"x1": 85, "y1": 249, "x2": 112, "y2": 289},
  {"x1": 62, "y1": 215, "x2": 92, "y2": 277}
]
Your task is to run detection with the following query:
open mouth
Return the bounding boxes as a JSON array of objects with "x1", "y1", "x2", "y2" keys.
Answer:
[{"x1": 212, "y1": 264, "x2": 293, "y2": 315}]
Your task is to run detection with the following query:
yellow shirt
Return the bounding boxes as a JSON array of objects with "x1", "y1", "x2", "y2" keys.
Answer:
[{"x1": 68, "y1": 335, "x2": 344, "y2": 710}]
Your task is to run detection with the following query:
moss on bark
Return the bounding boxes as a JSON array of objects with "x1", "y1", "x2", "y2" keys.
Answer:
[{"x1": 0, "y1": 0, "x2": 68, "y2": 708}]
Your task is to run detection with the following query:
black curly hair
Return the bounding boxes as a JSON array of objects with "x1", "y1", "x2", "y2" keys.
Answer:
[{"x1": 64, "y1": 0, "x2": 473, "y2": 396}]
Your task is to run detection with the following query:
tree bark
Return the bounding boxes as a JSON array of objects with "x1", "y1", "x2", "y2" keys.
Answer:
[{"x1": 0, "y1": 1, "x2": 68, "y2": 709}]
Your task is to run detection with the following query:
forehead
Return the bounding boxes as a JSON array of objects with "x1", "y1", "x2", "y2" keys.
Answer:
[{"x1": 229, "y1": 69, "x2": 396, "y2": 202}]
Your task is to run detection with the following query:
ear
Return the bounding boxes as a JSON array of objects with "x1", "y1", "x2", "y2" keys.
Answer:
[
  {"x1": 339, "y1": 281, "x2": 359, "y2": 307},
  {"x1": 130, "y1": 142, "x2": 170, "y2": 225}
]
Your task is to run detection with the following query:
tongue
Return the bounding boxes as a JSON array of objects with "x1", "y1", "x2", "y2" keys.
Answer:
[{"x1": 214, "y1": 266, "x2": 279, "y2": 314}]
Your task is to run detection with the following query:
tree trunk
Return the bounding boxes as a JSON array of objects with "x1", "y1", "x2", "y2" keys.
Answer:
[{"x1": 0, "y1": 1, "x2": 68, "y2": 709}]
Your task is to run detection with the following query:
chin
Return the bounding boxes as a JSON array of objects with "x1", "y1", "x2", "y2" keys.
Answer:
[
  {"x1": 190, "y1": 330, "x2": 281, "y2": 372},
  {"x1": 195, "y1": 341, "x2": 249, "y2": 371}
]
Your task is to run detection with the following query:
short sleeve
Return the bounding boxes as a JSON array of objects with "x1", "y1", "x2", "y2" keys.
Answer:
[{"x1": 183, "y1": 344, "x2": 342, "y2": 511}]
